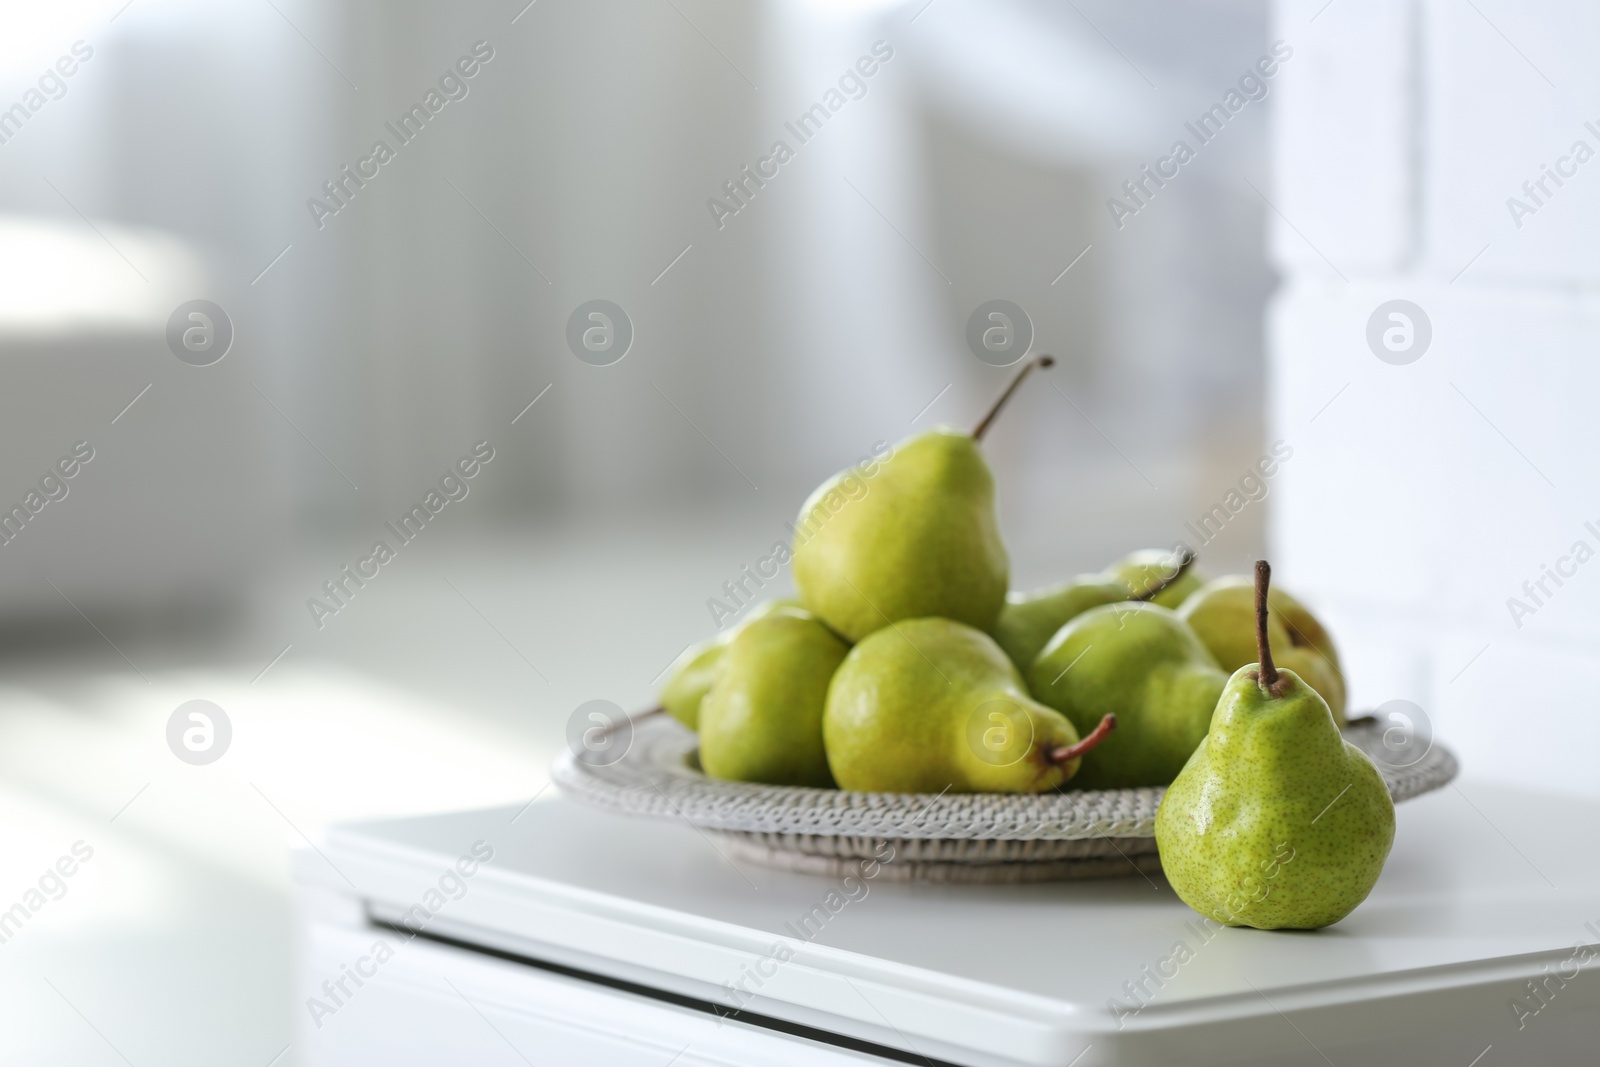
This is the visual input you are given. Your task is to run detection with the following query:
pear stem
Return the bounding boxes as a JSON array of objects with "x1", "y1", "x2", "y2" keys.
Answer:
[
  {"x1": 598, "y1": 706, "x2": 664, "y2": 738},
  {"x1": 1046, "y1": 713, "x2": 1117, "y2": 765},
  {"x1": 1130, "y1": 546, "x2": 1196, "y2": 602},
  {"x1": 972, "y1": 354, "x2": 1055, "y2": 441},
  {"x1": 1254, "y1": 560, "x2": 1284, "y2": 695}
]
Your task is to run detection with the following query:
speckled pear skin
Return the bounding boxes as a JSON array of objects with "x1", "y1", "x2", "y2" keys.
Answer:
[
  {"x1": 1028, "y1": 602, "x2": 1227, "y2": 789},
  {"x1": 793, "y1": 429, "x2": 1008, "y2": 643},
  {"x1": 698, "y1": 609, "x2": 849, "y2": 787},
  {"x1": 1155, "y1": 666, "x2": 1395, "y2": 930},
  {"x1": 660, "y1": 599, "x2": 800, "y2": 730},
  {"x1": 993, "y1": 576, "x2": 1128, "y2": 672},
  {"x1": 1110, "y1": 549, "x2": 1208, "y2": 608},
  {"x1": 1178, "y1": 577, "x2": 1347, "y2": 724},
  {"x1": 824, "y1": 618, "x2": 1084, "y2": 793}
]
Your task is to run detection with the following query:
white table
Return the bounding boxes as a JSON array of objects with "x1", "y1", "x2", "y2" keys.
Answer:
[{"x1": 294, "y1": 782, "x2": 1600, "y2": 1066}]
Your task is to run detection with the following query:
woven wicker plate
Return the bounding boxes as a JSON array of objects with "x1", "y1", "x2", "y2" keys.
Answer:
[{"x1": 552, "y1": 713, "x2": 1457, "y2": 883}]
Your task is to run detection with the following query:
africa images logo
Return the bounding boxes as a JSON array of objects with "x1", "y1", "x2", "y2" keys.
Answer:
[
  {"x1": 705, "y1": 40, "x2": 894, "y2": 230},
  {"x1": 305, "y1": 41, "x2": 495, "y2": 230},
  {"x1": 0, "y1": 40, "x2": 94, "y2": 148},
  {"x1": 306, "y1": 442, "x2": 495, "y2": 629},
  {"x1": 1106, "y1": 41, "x2": 1292, "y2": 229}
]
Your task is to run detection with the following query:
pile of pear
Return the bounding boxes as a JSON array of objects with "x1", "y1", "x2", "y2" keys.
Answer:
[
  {"x1": 659, "y1": 357, "x2": 1350, "y2": 800},
  {"x1": 657, "y1": 360, "x2": 1395, "y2": 928}
]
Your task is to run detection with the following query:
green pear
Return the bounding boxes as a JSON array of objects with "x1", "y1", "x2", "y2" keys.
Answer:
[
  {"x1": 1029, "y1": 602, "x2": 1227, "y2": 789},
  {"x1": 996, "y1": 550, "x2": 1199, "y2": 673},
  {"x1": 793, "y1": 358, "x2": 1055, "y2": 643},
  {"x1": 824, "y1": 617, "x2": 1116, "y2": 793},
  {"x1": 1157, "y1": 561, "x2": 1394, "y2": 930},
  {"x1": 793, "y1": 428, "x2": 1007, "y2": 643},
  {"x1": 1110, "y1": 548, "x2": 1208, "y2": 608},
  {"x1": 660, "y1": 598, "x2": 799, "y2": 730},
  {"x1": 698, "y1": 608, "x2": 849, "y2": 787},
  {"x1": 1178, "y1": 576, "x2": 1346, "y2": 723},
  {"x1": 993, "y1": 576, "x2": 1128, "y2": 672},
  {"x1": 1271, "y1": 585, "x2": 1344, "y2": 673}
]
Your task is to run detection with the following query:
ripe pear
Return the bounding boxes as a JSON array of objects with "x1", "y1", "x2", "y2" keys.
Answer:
[
  {"x1": 698, "y1": 608, "x2": 849, "y2": 787},
  {"x1": 1157, "y1": 561, "x2": 1394, "y2": 930},
  {"x1": 1178, "y1": 576, "x2": 1346, "y2": 723},
  {"x1": 660, "y1": 599, "x2": 800, "y2": 730},
  {"x1": 1110, "y1": 548, "x2": 1208, "y2": 608},
  {"x1": 793, "y1": 358, "x2": 1055, "y2": 643},
  {"x1": 823, "y1": 617, "x2": 1116, "y2": 793},
  {"x1": 1270, "y1": 585, "x2": 1343, "y2": 674},
  {"x1": 1028, "y1": 601, "x2": 1227, "y2": 789},
  {"x1": 997, "y1": 550, "x2": 1199, "y2": 673},
  {"x1": 992, "y1": 575, "x2": 1128, "y2": 672}
]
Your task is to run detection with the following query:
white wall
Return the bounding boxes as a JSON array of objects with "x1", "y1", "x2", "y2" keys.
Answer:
[{"x1": 1269, "y1": 0, "x2": 1600, "y2": 797}]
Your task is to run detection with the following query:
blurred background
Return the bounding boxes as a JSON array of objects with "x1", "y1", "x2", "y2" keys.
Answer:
[{"x1": 0, "y1": 0, "x2": 1591, "y2": 1062}]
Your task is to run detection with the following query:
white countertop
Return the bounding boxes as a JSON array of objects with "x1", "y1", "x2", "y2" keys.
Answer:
[{"x1": 300, "y1": 781, "x2": 1600, "y2": 1066}]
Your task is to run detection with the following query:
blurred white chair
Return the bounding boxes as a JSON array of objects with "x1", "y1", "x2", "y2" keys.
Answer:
[{"x1": 0, "y1": 215, "x2": 279, "y2": 622}]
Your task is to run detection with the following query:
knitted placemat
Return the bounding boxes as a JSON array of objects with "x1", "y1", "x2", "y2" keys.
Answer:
[{"x1": 552, "y1": 713, "x2": 1457, "y2": 882}]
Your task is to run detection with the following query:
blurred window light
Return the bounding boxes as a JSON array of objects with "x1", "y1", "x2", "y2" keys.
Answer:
[
  {"x1": 0, "y1": 0, "x2": 109, "y2": 74},
  {"x1": 796, "y1": 0, "x2": 908, "y2": 18}
]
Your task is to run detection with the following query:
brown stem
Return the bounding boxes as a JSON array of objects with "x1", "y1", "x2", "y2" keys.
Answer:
[
  {"x1": 600, "y1": 706, "x2": 664, "y2": 737},
  {"x1": 1130, "y1": 546, "x2": 1196, "y2": 602},
  {"x1": 1047, "y1": 713, "x2": 1117, "y2": 764},
  {"x1": 972, "y1": 354, "x2": 1055, "y2": 441},
  {"x1": 1254, "y1": 560, "x2": 1282, "y2": 694}
]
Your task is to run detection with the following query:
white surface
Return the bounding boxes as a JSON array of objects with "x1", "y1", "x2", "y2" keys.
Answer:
[
  {"x1": 298, "y1": 787, "x2": 1600, "y2": 1066},
  {"x1": 299, "y1": 886, "x2": 887, "y2": 1066},
  {"x1": 0, "y1": 522, "x2": 766, "y2": 1067}
]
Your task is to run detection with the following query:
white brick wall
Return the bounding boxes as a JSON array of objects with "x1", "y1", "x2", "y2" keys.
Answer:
[
  {"x1": 1272, "y1": 1, "x2": 1416, "y2": 273},
  {"x1": 1270, "y1": 0, "x2": 1600, "y2": 796}
]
